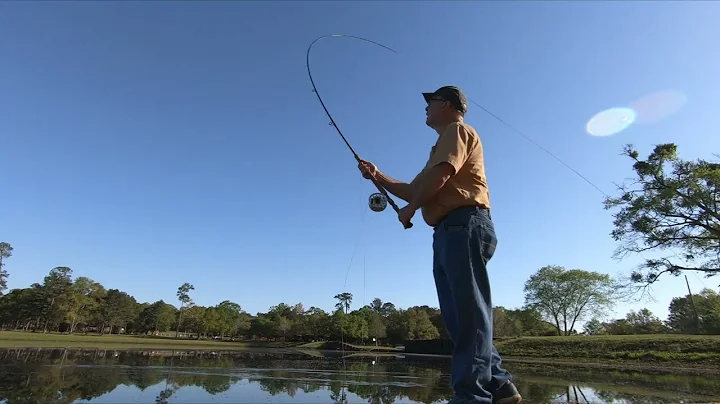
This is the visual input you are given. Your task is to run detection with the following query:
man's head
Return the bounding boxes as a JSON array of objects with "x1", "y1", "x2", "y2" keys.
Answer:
[{"x1": 423, "y1": 86, "x2": 468, "y2": 130}]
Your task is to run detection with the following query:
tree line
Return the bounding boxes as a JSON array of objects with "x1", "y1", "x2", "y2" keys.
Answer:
[
  {"x1": 503, "y1": 264, "x2": 720, "y2": 336},
  {"x1": 0, "y1": 262, "x2": 716, "y2": 345},
  {"x1": 0, "y1": 264, "x2": 451, "y2": 344},
  {"x1": 582, "y1": 289, "x2": 720, "y2": 336},
  {"x1": 495, "y1": 285, "x2": 720, "y2": 337},
  {"x1": 0, "y1": 142, "x2": 718, "y2": 341}
]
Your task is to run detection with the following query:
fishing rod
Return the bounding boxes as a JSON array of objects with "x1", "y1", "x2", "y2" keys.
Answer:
[
  {"x1": 306, "y1": 34, "x2": 412, "y2": 229},
  {"x1": 306, "y1": 34, "x2": 611, "y2": 228}
]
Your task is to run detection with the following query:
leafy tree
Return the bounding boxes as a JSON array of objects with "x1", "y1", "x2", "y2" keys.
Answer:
[
  {"x1": 411, "y1": 305, "x2": 447, "y2": 339},
  {"x1": 493, "y1": 307, "x2": 523, "y2": 337},
  {"x1": 126, "y1": 302, "x2": 149, "y2": 334},
  {"x1": 583, "y1": 318, "x2": 605, "y2": 335},
  {"x1": 138, "y1": 300, "x2": 177, "y2": 334},
  {"x1": 0, "y1": 287, "x2": 41, "y2": 330},
  {"x1": 666, "y1": 288, "x2": 720, "y2": 334},
  {"x1": 603, "y1": 319, "x2": 633, "y2": 335},
  {"x1": 383, "y1": 308, "x2": 406, "y2": 344},
  {"x1": 355, "y1": 307, "x2": 386, "y2": 344},
  {"x1": 381, "y1": 302, "x2": 397, "y2": 317},
  {"x1": 524, "y1": 265, "x2": 616, "y2": 336},
  {"x1": 175, "y1": 283, "x2": 194, "y2": 338},
  {"x1": 334, "y1": 292, "x2": 353, "y2": 314},
  {"x1": 368, "y1": 298, "x2": 384, "y2": 315},
  {"x1": 67, "y1": 277, "x2": 106, "y2": 333},
  {"x1": 0, "y1": 242, "x2": 13, "y2": 295},
  {"x1": 249, "y1": 315, "x2": 275, "y2": 340},
  {"x1": 182, "y1": 305, "x2": 207, "y2": 337},
  {"x1": 402, "y1": 308, "x2": 440, "y2": 340},
  {"x1": 203, "y1": 307, "x2": 223, "y2": 336},
  {"x1": 326, "y1": 310, "x2": 367, "y2": 342},
  {"x1": 604, "y1": 144, "x2": 720, "y2": 285},
  {"x1": 99, "y1": 289, "x2": 138, "y2": 334},
  {"x1": 40, "y1": 267, "x2": 74, "y2": 332},
  {"x1": 624, "y1": 308, "x2": 668, "y2": 334},
  {"x1": 274, "y1": 315, "x2": 291, "y2": 341},
  {"x1": 215, "y1": 301, "x2": 248, "y2": 339},
  {"x1": 303, "y1": 307, "x2": 330, "y2": 340},
  {"x1": 504, "y1": 307, "x2": 557, "y2": 336},
  {"x1": 363, "y1": 309, "x2": 387, "y2": 341},
  {"x1": 268, "y1": 302, "x2": 294, "y2": 319}
]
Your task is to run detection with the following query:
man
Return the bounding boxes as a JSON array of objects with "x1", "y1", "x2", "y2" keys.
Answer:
[{"x1": 358, "y1": 86, "x2": 522, "y2": 404}]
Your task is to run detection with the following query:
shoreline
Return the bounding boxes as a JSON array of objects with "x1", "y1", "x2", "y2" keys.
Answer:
[
  {"x1": 1, "y1": 331, "x2": 719, "y2": 376},
  {"x1": 500, "y1": 356, "x2": 720, "y2": 376},
  {"x1": 391, "y1": 351, "x2": 720, "y2": 376}
]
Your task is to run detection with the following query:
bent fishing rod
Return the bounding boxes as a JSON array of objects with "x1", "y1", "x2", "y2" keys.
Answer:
[{"x1": 306, "y1": 34, "x2": 413, "y2": 229}]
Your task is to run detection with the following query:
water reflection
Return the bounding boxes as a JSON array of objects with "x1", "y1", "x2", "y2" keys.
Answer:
[{"x1": 0, "y1": 348, "x2": 717, "y2": 403}]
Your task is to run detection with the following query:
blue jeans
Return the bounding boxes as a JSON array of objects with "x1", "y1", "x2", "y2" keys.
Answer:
[{"x1": 432, "y1": 206, "x2": 512, "y2": 403}]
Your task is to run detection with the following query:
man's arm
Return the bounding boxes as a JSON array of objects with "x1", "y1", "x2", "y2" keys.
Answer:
[
  {"x1": 375, "y1": 171, "x2": 415, "y2": 203},
  {"x1": 408, "y1": 163, "x2": 454, "y2": 210},
  {"x1": 408, "y1": 123, "x2": 477, "y2": 210}
]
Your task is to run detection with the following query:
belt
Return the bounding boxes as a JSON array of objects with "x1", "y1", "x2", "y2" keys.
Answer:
[{"x1": 433, "y1": 205, "x2": 490, "y2": 229}]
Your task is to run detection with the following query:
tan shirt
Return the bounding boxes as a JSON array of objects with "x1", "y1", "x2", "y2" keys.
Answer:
[{"x1": 411, "y1": 122, "x2": 491, "y2": 226}]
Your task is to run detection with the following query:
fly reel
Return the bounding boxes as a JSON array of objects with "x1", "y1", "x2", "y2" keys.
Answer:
[{"x1": 368, "y1": 192, "x2": 388, "y2": 212}]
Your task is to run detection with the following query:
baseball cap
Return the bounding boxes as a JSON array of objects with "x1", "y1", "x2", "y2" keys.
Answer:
[{"x1": 422, "y1": 86, "x2": 468, "y2": 114}]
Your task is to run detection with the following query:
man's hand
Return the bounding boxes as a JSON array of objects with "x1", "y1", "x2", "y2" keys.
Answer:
[
  {"x1": 357, "y1": 160, "x2": 416, "y2": 204},
  {"x1": 398, "y1": 204, "x2": 417, "y2": 228},
  {"x1": 358, "y1": 160, "x2": 377, "y2": 180}
]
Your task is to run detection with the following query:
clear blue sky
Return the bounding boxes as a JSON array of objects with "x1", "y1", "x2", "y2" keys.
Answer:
[{"x1": 2, "y1": 1, "x2": 719, "y2": 323}]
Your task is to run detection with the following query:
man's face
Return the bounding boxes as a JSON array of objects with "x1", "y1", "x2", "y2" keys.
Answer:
[{"x1": 425, "y1": 96, "x2": 448, "y2": 127}]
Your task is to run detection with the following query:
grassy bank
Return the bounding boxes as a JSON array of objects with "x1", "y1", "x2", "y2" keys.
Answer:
[
  {"x1": 495, "y1": 334, "x2": 720, "y2": 366},
  {"x1": 3, "y1": 331, "x2": 719, "y2": 368},
  {"x1": 0, "y1": 331, "x2": 294, "y2": 350},
  {"x1": 0, "y1": 331, "x2": 397, "y2": 352}
]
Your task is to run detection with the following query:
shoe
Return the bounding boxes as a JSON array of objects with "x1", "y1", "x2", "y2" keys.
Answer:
[
  {"x1": 493, "y1": 381, "x2": 522, "y2": 404},
  {"x1": 448, "y1": 381, "x2": 522, "y2": 404}
]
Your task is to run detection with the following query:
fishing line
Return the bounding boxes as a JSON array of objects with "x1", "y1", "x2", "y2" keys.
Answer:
[
  {"x1": 306, "y1": 34, "x2": 611, "y2": 202},
  {"x1": 343, "y1": 203, "x2": 368, "y2": 288},
  {"x1": 467, "y1": 100, "x2": 610, "y2": 198},
  {"x1": 362, "y1": 252, "x2": 368, "y2": 347}
]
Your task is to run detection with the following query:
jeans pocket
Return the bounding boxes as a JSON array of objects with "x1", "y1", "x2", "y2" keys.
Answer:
[
  {"x1": 475, "y1": 223, "x2": 497, "y2": 261},
  {"x1": 444, "y1": 223, "x2": 469, "y2": 234}
]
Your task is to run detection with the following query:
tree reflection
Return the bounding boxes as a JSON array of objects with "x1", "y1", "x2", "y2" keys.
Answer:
[
  {"x1": 0, "y1": 348, "x2": 716, "y2": 404},
  {"x1": 155, "y1": 352, "x2": 178, "y2": 404},
  {"x1": 329, "y1": 384, "x2": 348, "y2": 404}
]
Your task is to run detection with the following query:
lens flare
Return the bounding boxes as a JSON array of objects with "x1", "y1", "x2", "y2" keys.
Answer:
[
  {"x1": 585, "y1": 107, "x2": 636, "y2": 137},
  {"x1": 630, "y1": 90, "x2": 686, "y2": 124}
]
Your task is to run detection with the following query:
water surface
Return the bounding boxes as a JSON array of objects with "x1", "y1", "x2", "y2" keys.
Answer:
[{"x1": 0, "y1": 348, "x2": 717, "y2": 403}]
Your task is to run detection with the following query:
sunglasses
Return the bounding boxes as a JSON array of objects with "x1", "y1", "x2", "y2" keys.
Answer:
[{"x1": 428, "y1": 97, "x2": 448, "y2": 105}]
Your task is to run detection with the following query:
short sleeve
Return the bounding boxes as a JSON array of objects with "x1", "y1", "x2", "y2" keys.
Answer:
[{"x1": 426, "y1": 123, "x2": 477, "y2": 174}]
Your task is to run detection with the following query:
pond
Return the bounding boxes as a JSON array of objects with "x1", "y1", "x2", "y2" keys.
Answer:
[{"x1": 0, "y1": 348, "x2": 717, "y2": 403}]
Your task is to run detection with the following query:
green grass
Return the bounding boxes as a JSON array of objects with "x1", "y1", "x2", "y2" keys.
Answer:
[
  {"x1": 494, "y1": 334, "x2": 720, "y2": 366},
  {"x1": 0, "y1": 331, "x2": 290, "y2": 350},
  {"x1": 0, "y1": 331, "x2": 398, "y2": 352},
  {"x1": 4, "y1": 331, "x2": 716, "y2": 367}
]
